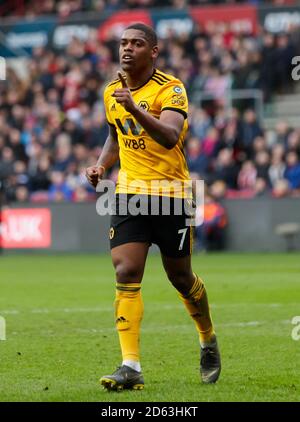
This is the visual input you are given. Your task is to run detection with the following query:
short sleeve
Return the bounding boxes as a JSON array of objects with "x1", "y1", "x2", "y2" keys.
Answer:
[
  {"x1": 159, "y1": 80, "x2": 188, "y2": 119},
  {"x1": 103, "y1": 85, "x2": 113, "y2": 125}
]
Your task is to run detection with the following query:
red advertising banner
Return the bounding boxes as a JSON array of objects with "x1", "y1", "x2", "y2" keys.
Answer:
[
  {"x1": 191, "y1": 5, "x2": 258, "y2": 34},
  {"x1": 0, "y1": 208, "x2": 51, "y2": 249},
  {"x1": 98, "y1": 10, "x2": 152, "y2": 41}
]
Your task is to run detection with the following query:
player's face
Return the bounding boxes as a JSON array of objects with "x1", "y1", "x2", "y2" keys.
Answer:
[{"x1": 119, "y1": 29, "x2": 158, "y2": 73}]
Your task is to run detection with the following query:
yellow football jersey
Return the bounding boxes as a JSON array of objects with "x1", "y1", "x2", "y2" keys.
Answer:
[{"x1": 104, "y1": 69, "x2": 191, "y2": 198}]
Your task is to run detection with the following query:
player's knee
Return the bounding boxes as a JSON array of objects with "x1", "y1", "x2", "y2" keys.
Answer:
[
  {"x1": 166, "y1": 270, "x2": 194, "y2": 295},
  {"x1": 115, "y1": 263, "x2": 143, "y2": 284}
]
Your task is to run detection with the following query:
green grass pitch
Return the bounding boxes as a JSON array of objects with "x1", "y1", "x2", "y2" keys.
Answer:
[{"x1": 0, "y1": 252, "x2": 299, "y2": 402}]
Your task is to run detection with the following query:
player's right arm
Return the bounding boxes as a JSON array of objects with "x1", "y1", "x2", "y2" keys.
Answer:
[{"x1": 86, "y1": 124, "x2": 119, "y2": 188}]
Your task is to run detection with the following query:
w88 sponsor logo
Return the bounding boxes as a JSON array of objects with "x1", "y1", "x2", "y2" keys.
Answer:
[{"x1": 123, "y1": 138, "x2": 146, "y2": 150}]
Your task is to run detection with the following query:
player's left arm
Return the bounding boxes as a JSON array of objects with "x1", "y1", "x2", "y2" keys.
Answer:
[{"x1": 112, "y1": 72, "x2": 184, "y2": 150}]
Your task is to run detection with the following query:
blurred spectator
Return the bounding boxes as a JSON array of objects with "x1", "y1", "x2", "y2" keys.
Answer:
[
  {"x1": 15, "y1": 185, "x2": 30, "y2": 202},
  {"x1": 274, "y1": 121, "x2": 291, "y2": 146},
  {"x1": 29, "y1": 156, "x2": 51, "y2": 192},
  {"x1": 254, "y1": 177, "x2": 268, "y2": 197},
  {"x1": 0, "y1": 147, "x2": 14, "y2": 182},
  {"x1": 260, "y1": 32, "x2": 277, "y2": 103},
  {"x1": 2, "y1": 0, "x2": 298, "y2": 18},
  {"x1": 13, "y1": 160, "x2": 29, "y2": 187},
  {"x1": 53, "y1": 133, "x2": 73, "y2": 172},
  {"x1": 0, "y1": 2, "x2": 300, "y2": 204},
  {"x1": 252, "y1": 136, "x2": 268, "y2": 157},
  {"x1": 238, "y1": 160, "x2": 257, "y2": 190},
  {"x1": 272, "y1": 179, "x2": 290, "y2": 198},
  {"x1": 268, "y1": 155, "x2": 286, "y2": 188},
  {"x1": 284, "y1": 152, "x2": 300, "y2": 190},
  {"x1": 239, "y1": 109, "x2": 263, "y2": 157},
  {"x1": 254, "y1": 150, "x2": 271, "y2": 185},
  {"x1": 211, "y1": 149, "x2": 239, "y2": 189},
  {"x1": 48, "y1": 171, "x2": 73, "y2": 201},
  {"x1": 186, "y1": 137, "x2": 209, "y2": 175},
  {"x1": 195, "y1": 192, "x2": 227, "y2": 251},
  {"x1": 201, "y1": 127, "x2": 220, "y2": 158},
  {"x1": 209, "y1": 180, "x2": 227, "y2": 200},
  {"x1": 218, "y1": 120, "x2": 239, "y2": 152},
  {"x1": 189, "y1": 107, "x2": 212, "y2": 140},
  {"x1": 73, "y1": 185, "x2": 93, "y2": 202},
  {"x1": 275, "y1": 33, "x2": 296, "y2": 94},
  {"x1": 286, "y1": 130, "x2": 300, "y2": 154},
  {"x1": 203, "y1": 67, "x2": 230, "y2": 108}
]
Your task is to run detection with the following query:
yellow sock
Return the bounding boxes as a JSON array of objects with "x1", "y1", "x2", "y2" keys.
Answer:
[
  {"x1": 179, "y1": 274, "x2": 215, "y2": 344},
  {"x1": 115, "y1": 283, "x2": 144, "y2": 362}
]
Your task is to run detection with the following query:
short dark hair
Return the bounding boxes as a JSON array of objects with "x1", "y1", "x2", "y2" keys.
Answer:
[{"x1": 124, "y1": 23, "x2": 158, "y2": 47}]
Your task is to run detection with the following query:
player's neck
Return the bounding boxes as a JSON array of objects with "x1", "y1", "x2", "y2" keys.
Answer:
[{"x1": 124, "y1": 67, "x2": 154, "y2": 90}]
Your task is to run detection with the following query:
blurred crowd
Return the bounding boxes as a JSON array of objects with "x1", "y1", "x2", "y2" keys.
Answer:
[
  {"x1": 0, "y1": 14, "x2": 300, "y2": 204},
  {"x1": 1, "y1": 0, "x2": 297, "y2": 18}
]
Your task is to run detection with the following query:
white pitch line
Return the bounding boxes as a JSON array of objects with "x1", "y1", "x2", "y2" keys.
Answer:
[
  {"x1": 73, "y1": 319, "x2": 291, "y2": 334},
  {"x1": 4, "y1": 319, "x2": 292, "y2": 337},
  {"x1": 0, "y1": 310, "x2": 20, "y2": 314},
  {"x1": 7, "y1": 322, "x2": 260, "y2": 336},
  {"x1": 30, "y1": 307, "x2": 111, "y2": 314},
  {"x1": 0, "y1": 302, "x2": 297, "y2": 316}
]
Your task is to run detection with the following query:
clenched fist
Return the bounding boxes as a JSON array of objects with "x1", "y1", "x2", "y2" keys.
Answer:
[{"x1": 85, "y1": 165, "x2": 105, "y2": 188}]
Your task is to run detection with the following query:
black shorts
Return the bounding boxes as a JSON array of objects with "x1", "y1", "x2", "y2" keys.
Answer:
[{"x1": 109, "y1": 194, "x2": 194, "y2": 258}]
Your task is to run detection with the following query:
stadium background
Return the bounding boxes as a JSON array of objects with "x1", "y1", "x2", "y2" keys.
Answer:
[
  {"x1": 0, "y1": 0, "x2": 300, "y2": 404},
  {"x1": 1, "y1": 0, "x2": 300, "y2": 252}
]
